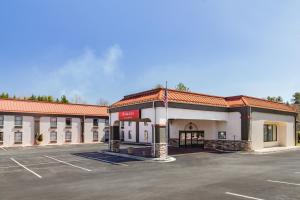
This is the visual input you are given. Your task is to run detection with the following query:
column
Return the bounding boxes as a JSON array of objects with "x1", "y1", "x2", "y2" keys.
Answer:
[
  {"x1": 152, "y1": 125, "x2": 168, "y2": 159},
  {"x1": 109, "y1": 125, "x2": 120, "y2": 152}
]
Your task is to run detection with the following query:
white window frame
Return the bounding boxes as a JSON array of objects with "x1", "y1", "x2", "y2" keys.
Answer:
[
  {"x1": 50, "y1": 131, "x2": 57, "y2": 143},
  {"x1": 14, "y1": 131, "x2": 22, "y2": 144},
  {"x1": 93, "y1": 119, "x2": 99, "y2": 127},
  {"x1": 65, "y1": 131, "x2": 72, "y2": 143},
  {"x1": 15, "y1": 116, "x2": 23, "y2": 127},
  {"x1": 93, "y1": 131, "x2": 99, "y2": 142},
  {"x1": 50, "y1": 117, "x2": 57, "y2": 128}
]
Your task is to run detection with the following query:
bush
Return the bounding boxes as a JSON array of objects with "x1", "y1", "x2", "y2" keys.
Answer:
[{"x1": 36, "y1": 134, "x2": 43, "y2": 142}]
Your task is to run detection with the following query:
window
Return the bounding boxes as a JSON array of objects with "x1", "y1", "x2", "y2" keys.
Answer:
[
  {"x1": 144, "y1": 130, "x2": 148, "y2": 142},
  {"x1": 50, "y1": 131, "x2": 57, "y2": 143},
  {"x1": 50, "y1": 117, "x2": 57, "y2": 128},
  {"x1": 120, "y1": 130, "x2": 124, "y2": 141},
  {"x1": 218, "y1": 131, "x2": 226, "y2": 140},
  {"x1": 0, "y1": 116, "x2": 3, "y2": 127},
  {"x1": 128, "y1": 121, "x2": 132, "y2": 126},
  {"x1": 14, "y1": 131, "x2": 22, "y2": 144},
  {"x1": 120, "y1": 121, "x2": 124, "y2": 129},
  {"x1": 65, "y1": 131, "x2": 72, "y2": 142},
  {"x1": 105, "y1": 119, "x2": 109, "y2": 126},
  {"x1": 144, "y1": 121, "x2": 148, "y2": 126},
  {"x1": 264, "y1": 124, "x2": 277, "y2": 142},
  {"x1": 15, "y1": 116, "x2": 23, "y2": 127},
  {"x1": 66, "y1": 118, "x2": 72, "y2": 127},
  {"x1": 0, "y1": 132, "x2": 3, "y2": 145},
  {"x1": 128, "y1": 131, "x2": 132, "y2": 139},
  {"x1": 93, "y1": 131, "x2": 99, "y2": 142},
  {"x1": 93, "y1": 119, "x2": 99, "y2": 127}
]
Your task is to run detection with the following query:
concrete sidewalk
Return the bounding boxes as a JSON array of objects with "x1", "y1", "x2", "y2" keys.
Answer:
[{"x1": 253, "y1": 146, "x2": 300, "y2": 154}]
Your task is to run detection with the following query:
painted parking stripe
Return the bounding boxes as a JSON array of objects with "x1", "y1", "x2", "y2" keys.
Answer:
[
  {"x1": 44, "y1": 156, "x2": 92, "y2": 172},
  {"x1": 10, "y1": 158, "x2": 42, "y2": 179},
  {"x1": 0, "y1": 147, "x2": 7, "y2": 151},
  {"x1": 267, "y1": 180, "x2": 300, "y2": 186},
  {"x1": 225, "y1": 192, "x2": 265, "y2": 200},
  {"x1": 80, "y1": 155, "x2": 128, "y2": 166},
  {"x1": 295, "y1": 172, "x2": 300, "y2": 174}
]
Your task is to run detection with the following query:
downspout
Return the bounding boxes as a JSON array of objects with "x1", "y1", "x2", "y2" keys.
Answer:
[
  {"x1": 153, "y1": 101, "x2": 156, "y2": 157},
  {"x1": 295, "y1": 114, "x2": 297, "y2": 146},
  {"x1": 249, "y1": 106, "x2": 252, "y2": 148},
  {"x1": 108, "y1": 109, "x2": 111, "y2": 150}
]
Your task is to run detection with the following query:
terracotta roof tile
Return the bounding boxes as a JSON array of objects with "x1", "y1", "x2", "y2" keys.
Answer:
[
  {"x1": 111, "y1": 88, "x2": 296, "y2": 113},
  {"x1": 0, "y1": 99, "x2": 108, "y2": 117}
]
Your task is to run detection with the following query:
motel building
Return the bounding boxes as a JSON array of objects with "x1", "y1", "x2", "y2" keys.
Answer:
[
  {"x1": 109, "y1": 88, "x2": 297, "y2": 158},
  {"x1": 0, "y1": 98, "x2": 109, "y2": 147}
]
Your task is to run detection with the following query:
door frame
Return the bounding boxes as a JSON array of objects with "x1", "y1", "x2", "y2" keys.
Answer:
[{"x1": 179, "y1": 130, "x2": 204, "y2": 148}]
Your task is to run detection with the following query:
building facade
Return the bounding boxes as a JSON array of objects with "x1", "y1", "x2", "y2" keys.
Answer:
[
  {"x1": 109, "y1": 88, "x2": 297, "y2": 158},
  {"x1": 0, "y1": 99, "x2": 109, "y2": 147}
]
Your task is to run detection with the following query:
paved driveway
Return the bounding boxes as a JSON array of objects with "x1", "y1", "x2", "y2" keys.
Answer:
[{"x1": 0, "y1": 144, "x2": 300, "y2": 200}]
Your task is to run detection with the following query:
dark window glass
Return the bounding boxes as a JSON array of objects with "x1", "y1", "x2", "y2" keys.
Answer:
[
  {"x1": 0, "y1": 132, "x2": 3, "y2": 144},
  {"x1": 0, "y1": 116, "x2": 4, "y2": 127},
  {"x1": 93, "y1": 119, "x2": 99, "y2": 127},
  {"x1": 264, "y1": 124, "x2": 277, "y2": 142},
  {"x1": 218, "y1": 131, "x2": 226, "y2": 140},
  {"x1": 105, "y1": 119, "x2": 109, "y2": 126},
  {"x1": 14, "y1": 131, "x2": 22, "y2": 144},
  {"x1": 15, "y1": 116, "x2": 23, "y2": 127},
  {"x1": 66, "y1": 118, "x2": 72, "y2": 127},
  {"x1": 50, "y1": 117, "x2": 57, "y2": 128},
  {"x1": 128, "y1": 131, "x2": 132, "y2": 139}
]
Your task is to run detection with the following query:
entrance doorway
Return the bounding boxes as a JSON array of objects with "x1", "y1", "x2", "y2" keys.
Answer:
[{"x1": 179, "y1": 131, "x2": 204, "y2": 148}]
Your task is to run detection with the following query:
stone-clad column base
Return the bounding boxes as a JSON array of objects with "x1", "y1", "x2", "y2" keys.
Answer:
[
  {"x1": 110, "y1": 140, "x2": 120, "y2": 153},
  {"x1": 152, "y1": 143, "x2": 168, "y2": 159}
]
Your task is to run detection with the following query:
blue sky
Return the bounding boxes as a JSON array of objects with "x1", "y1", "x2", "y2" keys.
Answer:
[{"x1": 0, "y1": 0, "x2": 300, "y2": 104}]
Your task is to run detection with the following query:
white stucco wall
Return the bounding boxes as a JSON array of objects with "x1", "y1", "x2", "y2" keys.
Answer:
[
  {"x1": 84, "y1": 118, "x2": 106, "y2": 143},
  {"x1": 0, "y1": 114, "x2": 108, "y2": 147},
  {"x1": 251, "y1": 112, "x2": 295, "y2": 150},
  {"x1": 1, "y1": 115, "x2": 34, "y2": 147}
]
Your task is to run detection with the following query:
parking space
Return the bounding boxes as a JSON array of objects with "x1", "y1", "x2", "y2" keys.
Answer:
[{"x1": 0, "y1": 144, "x2": 299, "y2": 200}]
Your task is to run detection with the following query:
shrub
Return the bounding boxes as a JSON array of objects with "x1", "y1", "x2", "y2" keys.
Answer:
[{"x1": 37, "y1": 134, "x2": 43, "y2": 142}]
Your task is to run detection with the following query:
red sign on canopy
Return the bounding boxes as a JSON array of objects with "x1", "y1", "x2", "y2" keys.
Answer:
[{"x1": 119, "y1": 110, "x2": 140, "y2": 121}]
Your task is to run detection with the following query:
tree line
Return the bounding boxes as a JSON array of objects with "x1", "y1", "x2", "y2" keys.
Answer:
[{"x1": 0, "y1": 92, "x2": 69, "y2": 104}]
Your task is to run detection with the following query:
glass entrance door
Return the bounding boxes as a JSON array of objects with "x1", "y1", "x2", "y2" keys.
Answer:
[{"x1": 179, "y1": 131, "x2": 205, "y2": 148}]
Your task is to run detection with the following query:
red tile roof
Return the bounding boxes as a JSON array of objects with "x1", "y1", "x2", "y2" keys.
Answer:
[
  {"x1": 0, "y1": 99, "x2": 108, "y2": 117},
  {"x1": 111, "y1": 88, "x2": 296, "y2": 113}
]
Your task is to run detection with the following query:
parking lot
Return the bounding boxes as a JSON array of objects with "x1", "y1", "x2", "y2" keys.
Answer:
[{"x1": 0, "y1": 144, "x2": 300, "y2": 200}]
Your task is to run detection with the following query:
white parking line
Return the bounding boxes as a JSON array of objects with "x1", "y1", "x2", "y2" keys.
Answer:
[
  {"x1": 10, "y1": 158, "x2": 42, "y2": 179},
  {"x1": 225, "y1": 192, "x2": 265, "y2": 200},
  {"x1": 0, "y1": 147, "x2": 8, "y2": 151},
  {"x1": 295, "y1": 172, "x2": 300, "y2": 174},
  {"x1": 44, "y1": 155, "x2": 92, "y2": 172},
  {"x1": 267, "y1": 180, "x2": 300, "y2": 186},
  {"x1": 81, "y1": 155, "x2": 128, "y2": 166}
]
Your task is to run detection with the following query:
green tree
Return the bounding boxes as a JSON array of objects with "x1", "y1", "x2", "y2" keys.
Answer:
[
  {"x1": 292, "y1": 92, "x2": 300, "y2": 104},
  {"x1": 175, "y1": 82, "x2": 190, "y2": 92},
  {"x1": 60, "y1": 95, "x2": 69, "y2": 104},
  {"x1": 266, "y1": 96, "x2": 283, "y2": 103},
  {"x1": 154, "y1": 84, "x2": 163, "y2": 89},
  {"x1": 47, "y1": 96, "x2": 54, "y2": 102}
]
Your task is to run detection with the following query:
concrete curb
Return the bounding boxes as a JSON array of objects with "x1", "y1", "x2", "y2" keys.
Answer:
[{"x1": 101, "y1": 151, "x2": 176, "y2": 163}]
